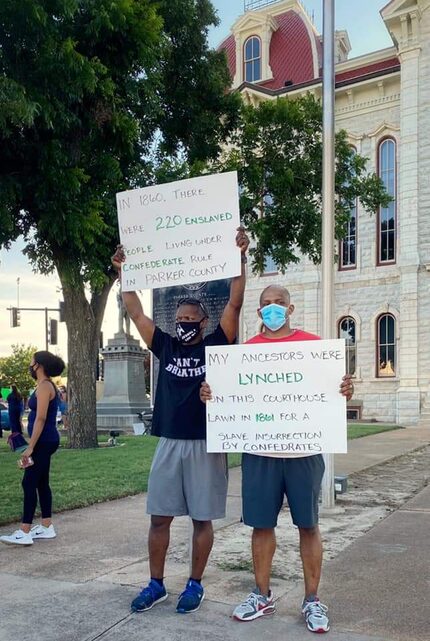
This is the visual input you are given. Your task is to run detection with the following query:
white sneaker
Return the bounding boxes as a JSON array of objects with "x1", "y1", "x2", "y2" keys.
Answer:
[
  {"x1": 31, "y1": 524, "x2": 56, "y2": 540},
  {"x1": 0, "y1": 529, "x2": 34, "y2": 546},
  {"x1": 233, "y1": 589, "x2": 276, "y2": 621},
  {"x1": 302, "y1": 597, "x2": 330, "y2": 633}
]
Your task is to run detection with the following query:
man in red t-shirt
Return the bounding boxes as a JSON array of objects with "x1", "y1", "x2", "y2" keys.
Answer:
[{"x1": 200, "y1": 284, "x2": 353, "y2": 634}]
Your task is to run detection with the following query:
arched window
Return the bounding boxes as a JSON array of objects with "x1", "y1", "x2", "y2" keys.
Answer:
[
  {"x1": 377, "y1": 314, "x2": 396, "y2": 377},
  {"x1": 338, "y1": 317, "x2": 356, "y2": 376},
  {"x1": 378, "y1": 139, "x2": 396, "y2": 264},
  {"x1": 244, "y1": 36, "x2": 261, "y2": 83},
  {"x1": 340, "y1": 148, "x2": 357, "y2": 269}
]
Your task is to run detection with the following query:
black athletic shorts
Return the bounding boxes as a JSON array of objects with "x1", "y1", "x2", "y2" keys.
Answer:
[{"x1": 241, "y1": 453, "x2": 325, "y2": 529}]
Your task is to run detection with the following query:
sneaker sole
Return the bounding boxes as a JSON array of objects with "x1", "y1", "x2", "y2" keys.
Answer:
[
  {"x1": 131, "y1": 593, "x2": 168, "y2": 613},
  {"x1": 306, "y1": 625, "x2": 330, "y2": 634},
  {"x1": 0, "y1": 539, "x2": 33, "y2": 546},
  {"x1": 176, "y1": 592, "x2": 205, "y2": 614},
  {"x1": 233, "y1": 605, "x2": 276, "y2": 622},
  {"x1": 31, "y1": 534, "x2": 56, "y2": 540}
]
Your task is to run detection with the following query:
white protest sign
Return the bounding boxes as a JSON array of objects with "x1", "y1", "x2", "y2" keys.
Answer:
[
  {"x1": 205, "y1": 339, "x2": 347, "y2": 454},
  {"x1": 116, "y1": 171, "x2": 241, "y2": 291}
]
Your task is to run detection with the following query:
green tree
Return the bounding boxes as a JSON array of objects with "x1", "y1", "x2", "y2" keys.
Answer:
[
  {"x1": 0, "y1": 344, "x2": 39, "y2": 398},
  {"x1": 214, "y1": 96, "x2": 390, "y2": 271},
  {"x1": 0, "y1": 0, "x2": 239, "y2": 447}
]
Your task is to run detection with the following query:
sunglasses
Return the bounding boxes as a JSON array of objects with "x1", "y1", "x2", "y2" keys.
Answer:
[{"x1": 176, "y1": 297, "x2": 209, "y2": 318}]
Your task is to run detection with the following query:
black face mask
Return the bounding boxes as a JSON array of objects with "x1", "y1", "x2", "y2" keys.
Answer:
[
  {"x1": 28, "y1": 365, "x2": 37, "y2": 380},
  {"x1": 175, "y1": 321, "x2": 202, "y2": 344}
]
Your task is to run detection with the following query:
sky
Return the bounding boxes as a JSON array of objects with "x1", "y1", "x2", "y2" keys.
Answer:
[
  {"x1": 208, "y1": 0, "x2": 392, "y2": 52},
  {"x1": 0, "y1": 0, "x2": 393, "y2": 360}
]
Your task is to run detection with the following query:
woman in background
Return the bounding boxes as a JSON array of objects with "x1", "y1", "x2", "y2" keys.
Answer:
[
  {"x1": 0, "y1": 351, "x2": 65, "y2": 546},
  {"x1": 58, "y1": 386, "x2": 69, "y2": 429},
  {"x1": 7, "y1": 384, "x2": 24, "y2": 434}
]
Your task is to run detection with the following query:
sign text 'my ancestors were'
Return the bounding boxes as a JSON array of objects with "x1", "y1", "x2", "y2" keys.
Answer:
[
  {"x1": 117, "y1": 172, "x2": 241, "y2": 291},
  {"x1": 205, "y1": 339, "x2": 347, "y2": 455}
]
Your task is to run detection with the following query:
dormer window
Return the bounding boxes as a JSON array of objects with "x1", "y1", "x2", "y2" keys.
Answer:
[{"x1": 244, "y1": 36, "x2": 261, "y2": 82}]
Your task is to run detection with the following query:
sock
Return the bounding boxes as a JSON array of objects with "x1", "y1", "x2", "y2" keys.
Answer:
[
  {"x1": 305, "y1": 594, "x2": 319, "y2": 603},
  {"x1": 189, "y1": 577, "x2": 201, "y2": 585},
  {"x1": 151, "y1": 577, "x2": 164, "y2": 588}
]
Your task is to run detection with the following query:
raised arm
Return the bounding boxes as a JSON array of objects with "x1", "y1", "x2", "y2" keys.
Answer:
[
  {"x1": 111, "y1": 245, "x2": 156, "y2": 348},
  {"x1": 220, "y1": 227, "x2": 249, "y2": 344}
]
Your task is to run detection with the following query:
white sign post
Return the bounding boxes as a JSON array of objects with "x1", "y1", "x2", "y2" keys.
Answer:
[
  {"x1": 205, "y1": 339, "x2": 347, "y2": 454},
  {"x1": 116, "y1": 171, "x2": 241, "y2": 291}
]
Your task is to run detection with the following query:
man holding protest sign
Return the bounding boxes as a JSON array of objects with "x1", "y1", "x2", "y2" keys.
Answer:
[
  {"x1": 200, "y1": 284, "x2": 353, "y2": 633},
  {"x1": 111, "y1": 226, "x2": 249, "y2": 615}
]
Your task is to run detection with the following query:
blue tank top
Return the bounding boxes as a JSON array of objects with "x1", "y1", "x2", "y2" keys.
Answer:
[{"x1": 27, "y1": 382, "x2": 60, "y2": 444}]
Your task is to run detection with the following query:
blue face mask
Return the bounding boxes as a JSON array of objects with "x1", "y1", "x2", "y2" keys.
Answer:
[{"x1": 260, "y1": 303, "x2": 288, "y2": 332}]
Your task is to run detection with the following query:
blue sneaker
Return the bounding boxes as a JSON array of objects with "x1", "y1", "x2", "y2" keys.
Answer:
[
  {"x1": 131, "y1": 579, "x2": 168, "y2": 612},
  {"x1": 176, "y1": 579, "x2": 205, "y2": 614}
]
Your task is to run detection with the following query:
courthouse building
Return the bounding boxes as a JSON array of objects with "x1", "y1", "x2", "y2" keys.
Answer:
[{"x1": 219, "y1": 0, "x2": 430, "y2": 425}]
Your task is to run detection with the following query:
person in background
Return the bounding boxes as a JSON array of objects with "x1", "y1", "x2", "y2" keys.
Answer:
[
  {"x1": 0, "y1": 351, "x2": 65, "y2": 546},
  {"x1": 58, "y1": 386, "x2": 69, "y2": 429},
  {"x1": 7, "y1": 384, "x2": 24, "y2": 434}
]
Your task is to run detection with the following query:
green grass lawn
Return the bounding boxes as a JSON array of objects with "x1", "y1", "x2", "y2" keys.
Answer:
[
  {"x1": 0, "y1": 435, "x2": 160, "y2": 525},
  {"x1": 347, "y1": 423, "x2": 402, "y2": 439},
  {"x1": 0, "y1": 423, "x2": 400, "y2": 525}
]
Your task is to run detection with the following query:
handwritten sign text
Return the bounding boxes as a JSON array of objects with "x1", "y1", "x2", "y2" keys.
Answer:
[
  {"x1": 205, "y1": 339, "x2": 347, "y2": 454},
  {"x1": 117, "y1": 172, "x2": 241, "y2": 291}
]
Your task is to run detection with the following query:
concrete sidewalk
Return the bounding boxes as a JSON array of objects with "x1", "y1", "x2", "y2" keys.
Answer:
[{"x1": 1, "y1": 427, "x2": 429, "y2": 641}]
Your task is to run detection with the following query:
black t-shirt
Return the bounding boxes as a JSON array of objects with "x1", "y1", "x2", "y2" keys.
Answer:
[{"x1": 150, "y1": 324, "x2": 230, "y2": 439}]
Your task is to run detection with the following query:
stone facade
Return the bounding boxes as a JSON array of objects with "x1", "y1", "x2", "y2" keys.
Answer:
[{"x1": 220, "y1": 0, "x2": 430, "y2": 425}]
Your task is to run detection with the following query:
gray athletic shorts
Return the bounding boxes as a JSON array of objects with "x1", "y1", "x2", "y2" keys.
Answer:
[
  {"x1": 146, "y1": 438, "x2": 228, "y2": 521},
  {"x1": 242, "y1": 454, "x2": 325, "y2": 529}
]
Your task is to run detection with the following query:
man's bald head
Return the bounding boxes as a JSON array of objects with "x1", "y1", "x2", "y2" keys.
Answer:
[{"x1": 259, "y1": 285, "x2": 291, "y2": 307}]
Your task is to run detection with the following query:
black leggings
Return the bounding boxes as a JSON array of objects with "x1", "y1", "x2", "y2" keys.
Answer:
[{"x1": 22, "y1": 441, "x2": 59, "y2": 524}]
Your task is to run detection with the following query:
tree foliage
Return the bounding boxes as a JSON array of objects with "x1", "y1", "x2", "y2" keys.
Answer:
[
  {"x1": 0, "y1": 0, "x2": 238, "y2": 283},
  {"x1": 213, "y1": 96, "x2": 391, "y2": 272},
  {"x1": 0, "y1": 344, "x2": 39, "y2": 397}
]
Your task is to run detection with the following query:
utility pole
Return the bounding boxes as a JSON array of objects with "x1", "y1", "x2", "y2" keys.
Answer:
[{"x1": 321, "y1": 0, "x2": 336, "y2": 509}]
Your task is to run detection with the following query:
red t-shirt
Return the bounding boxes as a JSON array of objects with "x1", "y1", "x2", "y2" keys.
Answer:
[
  {"x1": 246, "y1": 329, "x2": 320, "y2": 458},
  {"x1": 246, "y1": 329, "x2": 320, "y2": 344}
]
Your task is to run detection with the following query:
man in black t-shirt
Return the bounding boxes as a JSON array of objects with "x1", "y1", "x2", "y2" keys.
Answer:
[{"x1": 112, "y1": 227, "x2": 249, "y2": 616}]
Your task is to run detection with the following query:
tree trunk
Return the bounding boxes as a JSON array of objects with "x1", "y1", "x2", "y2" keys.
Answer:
[{"x1": 58, "y1": 269, "x2": 114, "y2": 449}]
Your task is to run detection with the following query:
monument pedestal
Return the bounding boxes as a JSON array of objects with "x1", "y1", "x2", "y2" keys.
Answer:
[{"x1": 96, "y1": 332, "x2": 149, "y2": 432}]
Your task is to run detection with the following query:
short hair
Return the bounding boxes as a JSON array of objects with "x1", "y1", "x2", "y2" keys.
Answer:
[
  {"x1": 176, "y1": 297, "x2": 209, "y2": 319},
  {"x1": 34, "y1": 351, "x2": 65, "y2": 377},
  {"x1": 259, "y1": 285, "x2": 290, "y2": 307}
]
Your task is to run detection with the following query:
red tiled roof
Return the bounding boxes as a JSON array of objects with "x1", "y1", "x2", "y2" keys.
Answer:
[
  {"x1": 218, "y1": 9, "x2": 399, "y2": 93},
  {"x1": 335, "y1": 57, "x2": 399, "y2": 83},
  {"x1": 218, "y1": 10, "x2": 319, "y2": 89},
  {"x1": 263, "y1": 10, "x2": 319, "y2": 89},
  {"x1": 218, "y1": 34, "x2": 236, "y2": 80}
]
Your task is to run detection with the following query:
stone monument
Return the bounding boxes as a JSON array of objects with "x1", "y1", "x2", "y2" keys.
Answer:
[{"x1": 96, "y1": 285, "x2": 149, "y2": 432}]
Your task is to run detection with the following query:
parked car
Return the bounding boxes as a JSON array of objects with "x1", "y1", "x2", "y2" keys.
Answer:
[{"x1": 0, "y1": 401, "x2": 10, "y2": 430}]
